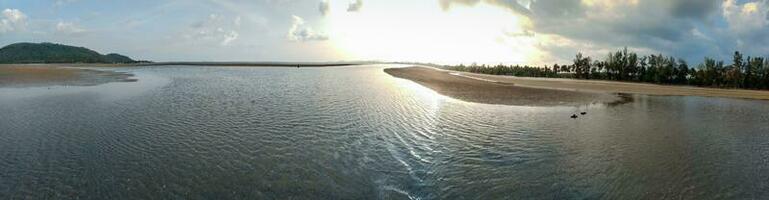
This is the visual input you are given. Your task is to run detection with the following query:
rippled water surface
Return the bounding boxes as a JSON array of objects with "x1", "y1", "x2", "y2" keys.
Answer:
[{"x1": 2, "y1": 65, "x2": 769, "y2": 199}]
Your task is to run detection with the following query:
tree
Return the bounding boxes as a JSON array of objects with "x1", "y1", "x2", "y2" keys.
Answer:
[
  {"x1": 552, "y1": 64, "x2": 560, "y2": 74},
  {"x1": 758, "y1": 58, "x2": 769, "y2": 89},
  {"x1": 625, "y1": 51, "x2": 639, "y2": 81},
  {"x1": 637, "y1": 56, "x2": 648, "y2": 82},
  {"x1": 748, "y1": 56, "x2": 767, "y2": 89},
  {"x1": 744, "y1": 56, "x2": 762, "y2": 89},
  {"x1": 728, "y1": 51, "x2": 744, "y2": 88},
  {"x1": 700, "y1": 57, "x2": 719, "y2": 86},
  {"x1": 573, "y1": 53, "x2": 591, "y2": 79},
  {"x1": 675, "y1": 59, "x2": 689, "y2": 84}
]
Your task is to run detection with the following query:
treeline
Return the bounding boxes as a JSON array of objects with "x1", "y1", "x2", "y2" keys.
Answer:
[{"x1": 444, "y1": 48, "x2": 769, "y2": 90}]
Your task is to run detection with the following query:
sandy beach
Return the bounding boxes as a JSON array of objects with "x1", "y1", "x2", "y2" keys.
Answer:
[
  {"x1": 458, "y1": 68, "x2": 769, "y2": 100},
  {"x1": 385, "y1": 66, "x2": 622, "y2": 106},
  {"x1": 385, "y1": 66, "x2": 769, "y2": 106}
]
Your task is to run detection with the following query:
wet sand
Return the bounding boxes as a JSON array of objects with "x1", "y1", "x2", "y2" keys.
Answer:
[
  {"x1": 386, "y1": 66, "x2": 769, "y2": 106},
  {"x1": 459, "y1": 69, "x2": 769, "y2": 100},
  {"x1": 0, "y1": 64, "x2": 135, "y2": 87},
  {"x1": 385, "y1": 66, "x2": 622, "y2": 106}
]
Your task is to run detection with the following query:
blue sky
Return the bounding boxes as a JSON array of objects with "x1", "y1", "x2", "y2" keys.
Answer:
[{"x1": 1, "y1": 0, "x2": 769, "y2": 65}]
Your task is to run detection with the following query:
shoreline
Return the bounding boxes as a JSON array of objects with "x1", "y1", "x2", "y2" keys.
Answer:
[
  {"x1": 7, "y1": 63, "x2": 769, "y2": 102},
  {"x1": 457, "y1": 69, "x2": 769, "y2": 101},
  {"x1": 387, "y1": 66, "x2": 769, "y2": 104},
  {"x1": 0, "y1": 65, "x2": 135, "y2": 87},
  {"x1": 385, "y1": 66, "x2": 622, "y2": 106}
]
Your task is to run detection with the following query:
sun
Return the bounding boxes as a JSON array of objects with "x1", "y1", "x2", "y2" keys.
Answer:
[{"x1": 325, "y1": 1, "x2": 543, "y2": 65}]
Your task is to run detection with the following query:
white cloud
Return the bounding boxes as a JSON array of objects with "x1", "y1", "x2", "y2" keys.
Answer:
[
  {"x1": 320, "y1": 0, "x2": 330, "y2": 16},
  {"x1": 54, "y1": 0, "x2": 79, "y2": 6},
  {"x1": 723, "y1": 0, "x2": 769, "y2": 34},
  {"x1": 0, "y1": 9, "x2": 28, "y2": 33},
  {"x1": 721, "y1": 0, "x2": 769, "y2": 51},
  {"x1": 220, "y1": 29, "x2": 239, "y2": 45},
  {"x1": 184, "y1": 14, "x2": 241, "y2": 46},
  {"x1": 234, "y1": 16, "x2": 242, "y2": 27},
  {"x1": 287, "y1": 15, "x2": 328, "y2": 41},
  {"x1": 347, "y1": 0, "x2": 363, "y2": 12},
  {"x1": 56, "y1": 21, "x2": 87, "y2": 35}
]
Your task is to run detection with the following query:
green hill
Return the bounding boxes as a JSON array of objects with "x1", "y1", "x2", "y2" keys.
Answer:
[{"x1": 0, "y1": 42, "x2": 138, "y2": 64}]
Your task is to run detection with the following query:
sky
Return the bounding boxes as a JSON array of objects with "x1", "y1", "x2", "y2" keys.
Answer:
[{"x1": 1, "y1": 0, "x2": 768, "y2": 65}]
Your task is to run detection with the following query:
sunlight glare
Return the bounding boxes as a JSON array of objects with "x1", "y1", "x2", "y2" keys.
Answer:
[{"x1": 326, "y1": 1, "x2": 543, "y2": 65}]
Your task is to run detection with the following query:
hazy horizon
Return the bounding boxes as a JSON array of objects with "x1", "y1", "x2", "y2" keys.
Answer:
[{"x1": 1, "y1": 0, "x2": 768, "y2": 65}]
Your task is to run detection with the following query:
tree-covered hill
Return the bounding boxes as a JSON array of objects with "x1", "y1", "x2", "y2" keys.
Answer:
[{"x1": 0, "y1": 42, "x2": 139, "y2": 64}]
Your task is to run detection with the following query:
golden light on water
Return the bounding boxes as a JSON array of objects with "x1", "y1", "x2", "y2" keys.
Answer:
[
  {"x1": 383, "y1": 67, "x2": 447, "y2": 102},
  {"x1": 325, "y1": 1, "x2": 544, "y2": 65}
]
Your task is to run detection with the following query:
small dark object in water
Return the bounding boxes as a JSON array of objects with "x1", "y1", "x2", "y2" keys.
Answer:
[
  {"x1": 570, "y1": 114, "x2": 578, "y2": 119},
  {"x1": 580, "y1": 112, "x2": 587, "y2": 115}
]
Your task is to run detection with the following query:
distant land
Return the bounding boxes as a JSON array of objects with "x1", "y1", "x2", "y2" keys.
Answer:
[{"x1": 0, "y1": 42, "x2": 143, "y2": 64}]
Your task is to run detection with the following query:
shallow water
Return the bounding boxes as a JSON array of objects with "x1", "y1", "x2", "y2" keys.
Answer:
[
  {"x1": 0, "y1": 66, "x2": 136, "y2": 88},
  {"x1": 1, "y1": 65, "x2": 768, "y2": 199}
]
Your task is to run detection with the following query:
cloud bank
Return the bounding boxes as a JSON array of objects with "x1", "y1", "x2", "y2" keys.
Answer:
[
  {"x1": 441, "y1": 0, "x2": 769, "y2": 63},
  {"x1": 3, "y1": 0, "x2": 768, "y2": 64}
]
